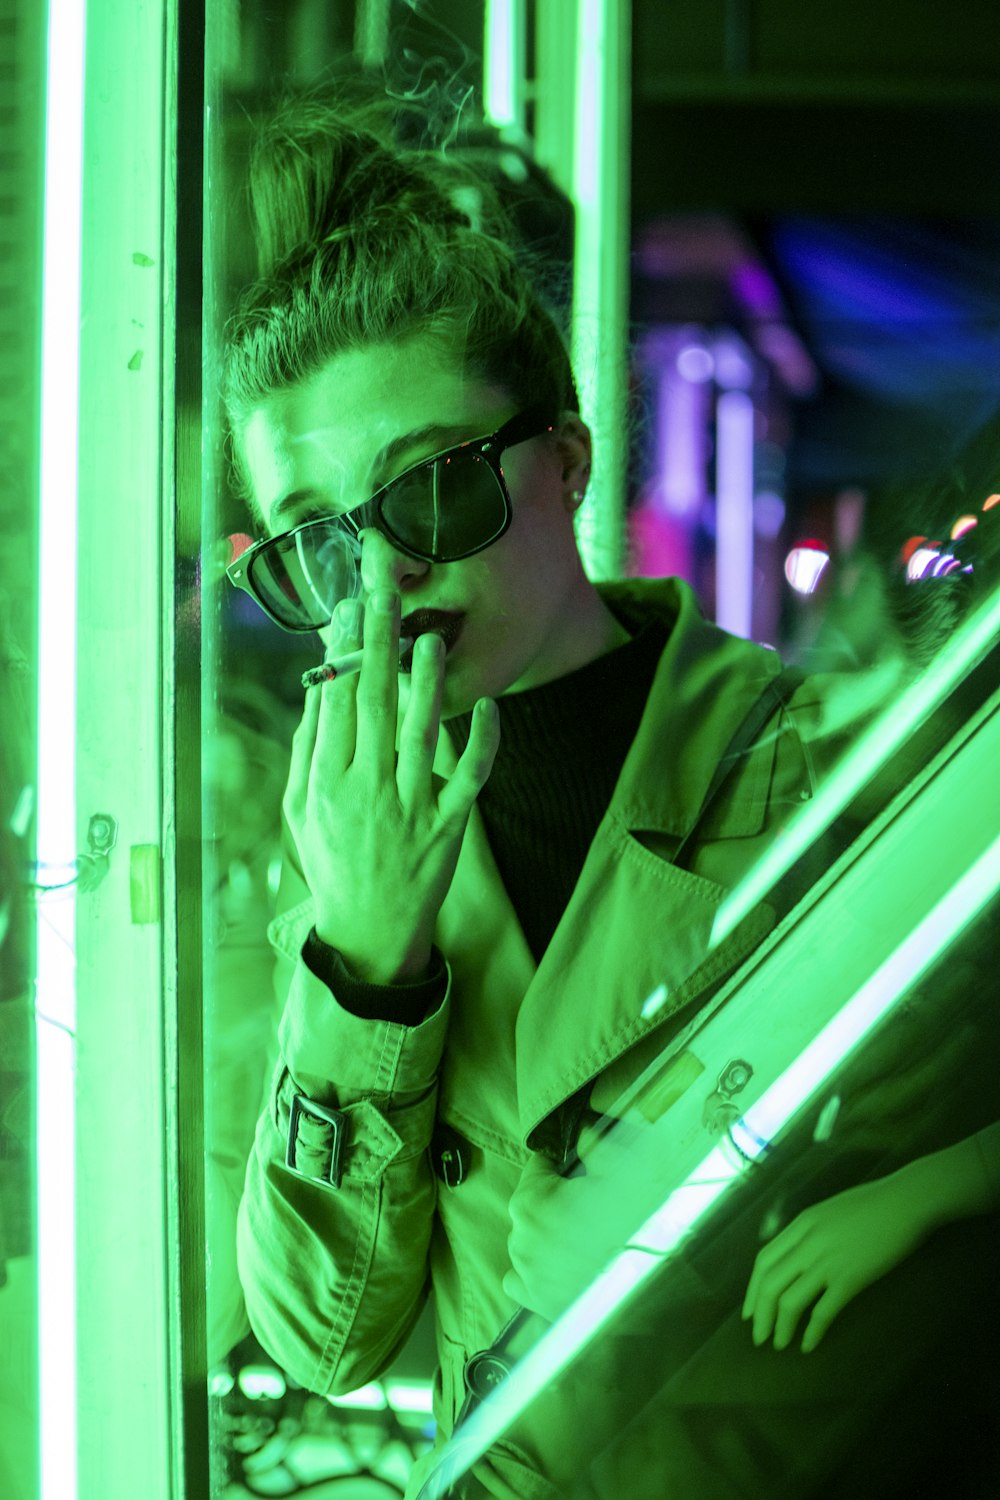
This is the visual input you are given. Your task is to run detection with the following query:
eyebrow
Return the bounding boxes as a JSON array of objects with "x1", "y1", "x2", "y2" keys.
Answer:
[{"x1": 268, "y1": 421, "x2": 488, "y2": 529}]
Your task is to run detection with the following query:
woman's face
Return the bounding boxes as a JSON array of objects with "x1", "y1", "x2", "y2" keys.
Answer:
[{"x1": 241, "y1": 339, "x2": 620, "y2": 718}]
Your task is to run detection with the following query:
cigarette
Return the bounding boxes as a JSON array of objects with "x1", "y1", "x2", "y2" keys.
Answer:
[{"x1": 301, "y1": 637, "x2": 414, "y2": 690}]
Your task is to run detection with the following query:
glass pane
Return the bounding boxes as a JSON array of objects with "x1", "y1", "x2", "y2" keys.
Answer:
[
  {"x1": 27, "y1": 2, "x2": 182, "y2": 1496},
  {"x1": 0, "y1": 2, "x2": 44, "y2": 1496},
  {"x1": 203, "y1": 4, "x2": 1000, "y2": 1497}
]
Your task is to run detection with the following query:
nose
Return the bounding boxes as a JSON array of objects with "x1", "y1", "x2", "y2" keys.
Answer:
[{"x1": 359, "y1": 528, "x2": 431, "y2": 597}]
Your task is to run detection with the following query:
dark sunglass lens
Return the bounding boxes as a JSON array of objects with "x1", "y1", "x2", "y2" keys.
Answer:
[
  {"x1": 252, "y1": 523, "x2": 361, "y2": 628},
  {"x1": 381, "y1": 452, "x2": 507, "y2": 559}
]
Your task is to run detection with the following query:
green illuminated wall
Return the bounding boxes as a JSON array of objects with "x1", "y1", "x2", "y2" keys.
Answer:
[{"x1": 10, "y1": 4, "x2": 1000, "y2": 1499}]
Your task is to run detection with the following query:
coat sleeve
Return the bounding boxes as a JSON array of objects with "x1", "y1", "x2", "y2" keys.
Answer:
[{"x1": 236, "y1": 839, "x2": 449, "y2": 1394}]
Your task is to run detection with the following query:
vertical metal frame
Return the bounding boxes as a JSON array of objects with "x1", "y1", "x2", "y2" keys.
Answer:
[
  {"x1": 165, "y1": 0, "x2": 209, "y2": 1493},
  {"x1": 57, "y1": 0, "x2": 208, "y2": 1495}
]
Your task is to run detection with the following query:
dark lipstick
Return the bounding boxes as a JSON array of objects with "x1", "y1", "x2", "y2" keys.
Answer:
[{"x1": 398, "y1": 609, "x2": 465, "y2": 672}]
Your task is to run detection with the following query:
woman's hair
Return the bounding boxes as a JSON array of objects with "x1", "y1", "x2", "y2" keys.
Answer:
[{"x1": 222, "y1": 92, "x2": 578, "y2": 520}]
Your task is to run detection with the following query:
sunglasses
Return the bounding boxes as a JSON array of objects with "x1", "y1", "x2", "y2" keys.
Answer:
[{"x1": 226, "y1": 404, "x2": 555, "y2": 632}]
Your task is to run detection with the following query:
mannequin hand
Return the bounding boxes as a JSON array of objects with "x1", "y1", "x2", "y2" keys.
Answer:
[
  {"x1": 283, "y1": 591, "x2": 499, "y2": 984},
  {"x1": 741, "y1": 1171, "x2": 934, "y2": 1353}
]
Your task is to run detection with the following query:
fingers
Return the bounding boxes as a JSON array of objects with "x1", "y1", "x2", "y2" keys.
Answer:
[
  {"x1": 741, "y1": 1215, "x2": 807, "y2": 1320},
  {"x1": 801, "y1": 1287, "x2": 848, "y2": 1352},
  {"x1": 353, "y1": 589, "x2": 400, "y2": 781},
  {"x1": 314, "y1": 598, "x2": 363, "y2": 777},
  {"x1": 770, "y1": 1270, "x2": 825, "y2": 1350},
  {"x1": 438, "y1": 698, "x2": 501, "y2": 825},
  {"x1": 745, "y1": 1261, "x2": 825, "y2": 1350},
  {"x1": 743, "y1": 1217, "x2": 821, "y2": 1349},
  {"x1": 396, "y1": 630, "x2": 445, "y2": 806},
  {"x1": 284, "y1": 673, "x2": 323, "y2": 828}
]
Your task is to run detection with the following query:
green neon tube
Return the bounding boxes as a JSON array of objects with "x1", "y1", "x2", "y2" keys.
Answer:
[
  {"x1": 712, "y1": 584, "x2": 1000, "y2": 948},
  {"x1": 422, "y1": 833, "x2": 1000, "y2": 1496},
  {"x1": 483, "y1": 0, "x2": 520, "y2": 131},
  {"x1": 738, "y1": 835, "x2": 1000, "y2": 1149},
  {"x1": 36, "y1": 1, "x2": 86, "y2": 1498},
  {"x1": 570, "y1": 0, "x2": 629, "y2": 581}
]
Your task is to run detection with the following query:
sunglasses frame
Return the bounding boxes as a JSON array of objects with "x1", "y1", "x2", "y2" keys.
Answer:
[{"x1": 227, "y1": 403, "x2": 556, "y2": 632}]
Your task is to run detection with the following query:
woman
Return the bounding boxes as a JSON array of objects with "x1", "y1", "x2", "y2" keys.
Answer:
[{"x1": 227, "y1": 98, "x2": 997, "y2": 1498}]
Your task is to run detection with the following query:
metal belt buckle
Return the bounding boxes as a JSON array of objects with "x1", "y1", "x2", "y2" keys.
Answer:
[{"x1": 285, "y1": 1093, "x2": 348, "y2": 1189}]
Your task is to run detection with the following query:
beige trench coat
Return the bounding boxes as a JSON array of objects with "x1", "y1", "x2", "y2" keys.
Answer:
[{"x1": 237, "y1": 576, "x2": 847, "y2": 1492}]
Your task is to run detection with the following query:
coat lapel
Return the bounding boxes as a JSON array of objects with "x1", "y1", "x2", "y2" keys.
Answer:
[{"x1": 435, "y1": 579, "x2": 786, "y2": 1151}]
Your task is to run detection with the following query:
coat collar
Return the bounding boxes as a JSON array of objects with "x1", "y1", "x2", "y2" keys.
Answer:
[
  {"x1": 509, "y1": 579, "x2": 786, "y2": 1147},
  {"x1": 596, "y1": 577, "x2": 782, "y2": 838}
]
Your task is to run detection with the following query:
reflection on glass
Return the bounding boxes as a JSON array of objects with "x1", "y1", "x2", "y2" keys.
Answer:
[
  {"x1": 0, "y1": 596, "x2": 37, "y2": 1500},
  {"x1": 0, "y1": 3, "x2": 45, "y2": 1497},
  {"x1": 203, "y1": 6, "x2": 1000, "y2": 1498}
]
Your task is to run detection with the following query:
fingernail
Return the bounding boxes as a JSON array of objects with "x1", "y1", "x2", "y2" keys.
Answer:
[
  {"x1": 338, "y1": 598, "x2": 363, "y2": 632},
  {"x1": 417, "y1": 630, "x2": 443, "y2": 658},
  {"x1": 372, "y1": 589, "x2": 397, "y2": 613}
]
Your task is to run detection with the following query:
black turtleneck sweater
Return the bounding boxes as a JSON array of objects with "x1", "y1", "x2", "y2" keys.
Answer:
[
  {"x1": 303, "y1": 619, "x2": 668, "y2": 1020},
  {"x1": 444, "y1": 620, "x2": 666, "y2": 962}
]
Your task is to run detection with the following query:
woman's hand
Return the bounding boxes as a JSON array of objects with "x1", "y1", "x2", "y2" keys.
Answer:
[
  {"x1": 741, "y1": 1171, "x2": 935, "y2": 1353},
  {"x1": 283, "y1": 589, "x2": 500, "y2": 985}
]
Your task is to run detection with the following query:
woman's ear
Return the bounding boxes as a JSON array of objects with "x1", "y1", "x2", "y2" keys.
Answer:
[{"x1": 555, "y1": 412, "x2": 592, "y2": 505}]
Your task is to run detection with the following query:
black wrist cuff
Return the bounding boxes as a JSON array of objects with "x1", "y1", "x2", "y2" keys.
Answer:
[{"x1": 302, "y1": 928, "x2": 447, "y2": 1024}]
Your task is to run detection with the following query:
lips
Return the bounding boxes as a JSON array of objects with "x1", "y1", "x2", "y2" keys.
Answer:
[{"x1": 398, "y1": 609, "x2": 466, "y2": 672}]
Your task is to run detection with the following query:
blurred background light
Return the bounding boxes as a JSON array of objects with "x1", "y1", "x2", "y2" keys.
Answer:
[
  {"x1": 753, "y1": 491, "x2": 786, "y2": 539},
  {"x1": 785, "y1": 540, "x2": 830, "y2": 593},
  {"x1": 907, "y1": 545, "x2": 942, "y2": 582},
  {"x1": 238, "y1": 1366, "x2": 287, "y2": 1402},
  {"x1": 676, "y1": 343, "x2": 714, "y2": 383},
  {"x1": 713, "y1": 334, "x2": 754, "y2": 390},
  {"x1": 715, "y1": 389, "x2": 755, "y2": 636}
]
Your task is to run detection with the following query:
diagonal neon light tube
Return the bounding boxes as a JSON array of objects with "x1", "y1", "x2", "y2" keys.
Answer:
[
  {"x1": 739, "y1": 831, "x2": 1000, "y2": 1154},
  {"x1": 420, "y1": 834, "x2": 1000, "y2": 1497},
  {"x1": 712, "y1": 584, "x2": 1000, "y2": 948}
]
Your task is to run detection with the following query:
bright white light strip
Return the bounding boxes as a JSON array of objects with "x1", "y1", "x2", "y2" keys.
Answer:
[
  {"x1": 711, "y1": 583, "x2": 1000, "y2": 948},
  {"x1": 573, "y1": 0, "x2": 604, "y2": 209},
  {"x1": 420, "y1": 836, "x2": 999, "y2": 1497},
  {"x1": 571, "y1": 0, "x2": 628, "y2": 582},
  {"x1": 483, "y1": 0, "x2": 519, "y2": 129},
  {"x1": 741, "y1": 832, "x2": 1000, "y2": 1150},
  {"x1": 715, "y1": 390, "x2": 755, "y2": 639},
  {"x1": 36, "y1": 2, "x2": 86, "y2": 1498}
]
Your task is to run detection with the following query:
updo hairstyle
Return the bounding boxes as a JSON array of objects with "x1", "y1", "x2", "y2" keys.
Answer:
[{"x1": 222, "y1": 92, "x2": 578, "y2": 519}]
